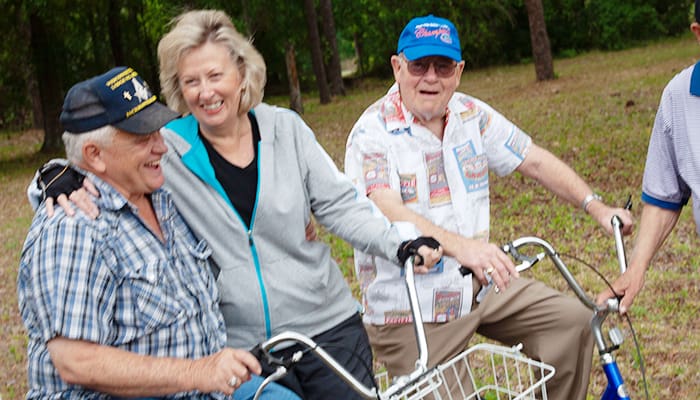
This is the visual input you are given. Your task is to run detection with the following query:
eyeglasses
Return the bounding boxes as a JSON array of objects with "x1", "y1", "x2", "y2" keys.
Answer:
[{"x1": 400, "y1": 55, "x2": 459, "y2": 78}]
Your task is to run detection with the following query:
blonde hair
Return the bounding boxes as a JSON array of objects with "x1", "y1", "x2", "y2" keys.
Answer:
[
  {"x1": 63, "y1": 126, "x2": 116, "y2": 164},
  {"x1": 157, "y1": 9, "x2": 266, "y2": 115}
]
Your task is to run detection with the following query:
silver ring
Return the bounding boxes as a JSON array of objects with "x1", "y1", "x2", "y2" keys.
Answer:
[{"x1": 228, "y1": 376, "x2": 239, "y2": 387}]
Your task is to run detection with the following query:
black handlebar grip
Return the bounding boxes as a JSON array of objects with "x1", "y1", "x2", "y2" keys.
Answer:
[
  {"x1": 249, "y1": 343, "x2": 265, "y2": 362},
  {"x1": 459, "y1": 266, "x2": 474, "y2": 277}
]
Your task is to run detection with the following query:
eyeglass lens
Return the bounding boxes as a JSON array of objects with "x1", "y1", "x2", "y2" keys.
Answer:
[{"x1": 406, "y1": 58, "x2": 457, "y2": 78}]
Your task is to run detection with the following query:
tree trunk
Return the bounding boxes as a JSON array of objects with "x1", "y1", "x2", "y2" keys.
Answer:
[
  {"x1": 303, "y1": 0, "x2": 331, "y2": 104},
  {"x1": 353, "y1": 32, "x2": 364, "y2": 77},
  {"x1": 524, "y1": 0, "x2": 555, "y2": 81},
  {"x1": 133, "y1": 2, "x2": 161, "y2": 95},
  {"x1": 285, "y1": 42, "x2": 304, "y2": 114},
  {"x1": 319, "y1": 0, "x2": 345, "y2": 96},
  {"x1": 29, "y1": 12, "x2": 64, "y2": 152},
  {"x1": 108, "y1": 0, "x2": 125, "y2": 65},
  {"x1": 16, "y1": 4, "x2": 42, "y2": 129}
]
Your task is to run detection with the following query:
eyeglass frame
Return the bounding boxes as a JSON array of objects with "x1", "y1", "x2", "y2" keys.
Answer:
[{"x1": 398, "y1": 53, "x2": 462, "y2": 78}]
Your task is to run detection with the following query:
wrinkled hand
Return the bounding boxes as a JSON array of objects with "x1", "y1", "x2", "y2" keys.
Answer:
[
  {"x1": 595, "y1": 269, "x2": 645, "y2": 315},
  {"x1": 189, "y1": 348, "x2": 261, "y2": 395},
  {"x1": 589, "y1": 204, "x2": 634, "y2": 236},
  {"x1": 453, "y1": 238, "x2": 519, "y2": 292},
  {"x1": 45, "y1": 179, "x2": 100, "y2": 219}
]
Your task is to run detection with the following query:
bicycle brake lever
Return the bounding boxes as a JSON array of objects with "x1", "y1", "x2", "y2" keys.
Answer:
[
  {"x1": 624, "y1": 195, "x2": 633, "y2": 211},
  {"x1": 502, "y1": 242, "x2": 544, "y2": 270},
  {"x1": 249, "y1": 344, "x2": 292, "y2": 368}
]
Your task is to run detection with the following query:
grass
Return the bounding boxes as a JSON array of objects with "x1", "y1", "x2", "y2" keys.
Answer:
[{"x1": 2, "y1": 34, "x2": 700, "y2": 398}]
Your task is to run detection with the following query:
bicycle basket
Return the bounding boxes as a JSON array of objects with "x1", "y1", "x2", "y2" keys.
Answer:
[{"x1": 376, "y1": 343, "x2": 554, "y2": 400}]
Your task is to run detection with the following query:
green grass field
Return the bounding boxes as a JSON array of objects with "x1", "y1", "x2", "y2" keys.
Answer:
[{"x1": 2, "y1": 33, "x2": 700, "y2": 399}]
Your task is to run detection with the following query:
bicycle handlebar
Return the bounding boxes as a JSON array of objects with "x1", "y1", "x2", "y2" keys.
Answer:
[
  {"x1": 502, "y1": 214, "x2": 629, "y2": 355},
  {"x1": 252, "y1": 331, "x2": 381, "y2": 399}
]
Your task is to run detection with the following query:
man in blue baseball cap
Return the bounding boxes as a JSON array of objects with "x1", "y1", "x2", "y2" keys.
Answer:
[
  {"x1": 18, "y1": 66, "x2": 299, "y2": 400},
  {"x1": 345, "y1": 15, "x2": 634, "y2": 400}
]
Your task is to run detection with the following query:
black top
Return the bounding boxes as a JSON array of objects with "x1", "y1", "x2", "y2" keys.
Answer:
[{"x1": 200, "y1": 113, "x2": 261, "y2": 228}]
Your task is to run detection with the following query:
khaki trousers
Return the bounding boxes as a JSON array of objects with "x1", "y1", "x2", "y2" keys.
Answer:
[{"x1": 366, "y1": 277, "x2": 593, "y2": 400}]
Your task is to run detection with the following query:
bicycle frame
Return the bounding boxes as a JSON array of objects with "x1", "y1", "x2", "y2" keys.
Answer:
[{"x1": 503, "y1": 215, "x2": 632, "y2": 400}]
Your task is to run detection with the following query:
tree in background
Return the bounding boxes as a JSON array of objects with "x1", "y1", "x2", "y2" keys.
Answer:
[
  {"x1": 0, "y1": 0, "x2": 692, "y2": 152},
  {"x1": 285, "y1": 41, "x2": 304, "y2": 114},
  {"x1": 525, "y1": 0, "x2": 555, "y2": 81},
  {"x1": 27, "y1": 2, "x2": 67, "y2": 152},
  {"x1": 319, "y1": 0, "x2": 345, "y2": 96},
  {"x1": 304, "y1": 0, "x2": 331, "y2": 104}
]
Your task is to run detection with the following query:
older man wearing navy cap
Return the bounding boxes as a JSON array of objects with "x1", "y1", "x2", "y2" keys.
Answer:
[
  {"x1": 17, "y1": 67, "x2": 299, "y2": 400},
  {"x1": 345, "y1": 15, "x2": 634, "y2": 400}
]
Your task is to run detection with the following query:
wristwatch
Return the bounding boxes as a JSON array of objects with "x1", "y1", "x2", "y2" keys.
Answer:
[{"x1": 581, "y1": 193, "x2": 602, "y2": 213}]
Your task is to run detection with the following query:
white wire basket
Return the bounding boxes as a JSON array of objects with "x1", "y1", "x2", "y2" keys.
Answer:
[{"x1": 376, "y1": 343, "x2": 555, "y2": 400}]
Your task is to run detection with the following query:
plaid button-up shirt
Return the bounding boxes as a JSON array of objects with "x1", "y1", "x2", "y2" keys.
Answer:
[{"x1": 18, "y1": 174, "x2": 226, "y2": 399}]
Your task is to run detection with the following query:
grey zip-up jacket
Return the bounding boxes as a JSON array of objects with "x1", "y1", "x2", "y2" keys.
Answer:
[{"x1": 161, "y1": 103, "x2": 412, "y2": 349}]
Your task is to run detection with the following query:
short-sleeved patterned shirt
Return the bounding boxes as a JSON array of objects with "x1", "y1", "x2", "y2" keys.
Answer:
[
  {"x1": 345, "y1": 84, "x2": 532, "y2": 325},
  {"x1": 17, "y1": 173, "x2": 226, "y2": 399},
  {"x1": 642, "y1": 61, "x2": 700, "y2": 234}
]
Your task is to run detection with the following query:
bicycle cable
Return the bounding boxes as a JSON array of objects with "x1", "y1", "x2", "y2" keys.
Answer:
[{"x1": 560, "y1": 252, "x2": 650, "y2": 400}]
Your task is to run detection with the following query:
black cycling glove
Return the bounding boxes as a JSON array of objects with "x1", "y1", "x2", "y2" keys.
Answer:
[
  {"x1": 37, "y1": 163, "x2": 86, "y2": 201},
  {"x1": 397, "y1": 236, "x2": 441, "y2": 266}
]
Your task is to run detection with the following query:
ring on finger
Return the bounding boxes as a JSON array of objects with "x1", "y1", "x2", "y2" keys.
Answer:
[
  {"x1": 228, "y1": 376, "x2": 239, "y2": 388},
  {"x1": 485, "y1": 267, "x2": 494, "y2": 274}
]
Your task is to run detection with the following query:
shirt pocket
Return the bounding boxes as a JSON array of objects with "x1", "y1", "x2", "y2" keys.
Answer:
[
  {"x1": 181, "y1": 239, "x2": 216, "y2": 283},
  {"x1": 123, "y1": 260, "x2": 185, "y2": 334}
]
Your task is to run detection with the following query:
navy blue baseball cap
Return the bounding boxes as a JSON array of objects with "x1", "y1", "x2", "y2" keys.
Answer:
[
  {"x1": 60, "y1": 66, "x2": 179, "y2": 134},
  {"x1": 397, "y1": 15, "x2": 462, "y2": 62}
]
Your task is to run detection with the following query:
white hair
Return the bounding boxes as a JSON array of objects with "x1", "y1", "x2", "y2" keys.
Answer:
[{"x1": 62, "y1": 125, "x2": 117, "y2": 164}]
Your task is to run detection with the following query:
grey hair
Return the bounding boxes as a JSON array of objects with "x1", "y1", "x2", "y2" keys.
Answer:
[
  {"x1": 62, "y1": 125, "x2": 116, "y2": 164},
  {"x1": 157, "y1": 9, "x2": 266, "y2": 115}
]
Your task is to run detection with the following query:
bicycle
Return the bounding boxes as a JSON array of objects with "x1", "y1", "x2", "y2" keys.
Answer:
[
  {"x1": 251, "y1": 214, "x2": 647, "y2": 400},
  {"x1": 250, "y1": 256, "x2": 555, "y2": 400},
  {"x1": 500, "y1": 213, "x2": 648, "y2": 400}
]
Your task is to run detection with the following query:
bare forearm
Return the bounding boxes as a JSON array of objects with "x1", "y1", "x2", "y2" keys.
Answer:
[
  {"x1": 627, "y1": 203, "x2": 680, "y2": 274},
  {"x1": 48, "y1": 338, "x2": 195, "y2": 397},
  {"x1": 369, "y1": 189, "x2": 463, "y2": 257},
  {"x1": 516, "y1": 144, "x2": 592, "y2": 206},
  {"x1": 516, "y1": 144, "x2": 634, "y2": 234}
]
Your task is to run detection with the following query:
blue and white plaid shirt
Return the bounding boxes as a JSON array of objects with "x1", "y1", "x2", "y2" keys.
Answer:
[{"x1": 18, "y1": 173, "x2": 227, "y2": 399}]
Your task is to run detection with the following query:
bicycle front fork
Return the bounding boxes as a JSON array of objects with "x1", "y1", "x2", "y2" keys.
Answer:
[{"x1": 600, "y1": 353, "x2": 631, "y2": 400}]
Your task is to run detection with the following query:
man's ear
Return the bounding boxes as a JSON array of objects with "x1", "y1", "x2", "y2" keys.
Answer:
[
  {"x1": 82, "y1": 142, "x2": 107, "y2": 173},
  {"x1": 391, "y1": 55, "x2": 403, "y2": 80},
  {"x1": 691, "y1": 22, "x2": 700, "y2": 43},
  {"x1": 454, "y1": 61, "x2": 465, "y2": 86}
]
